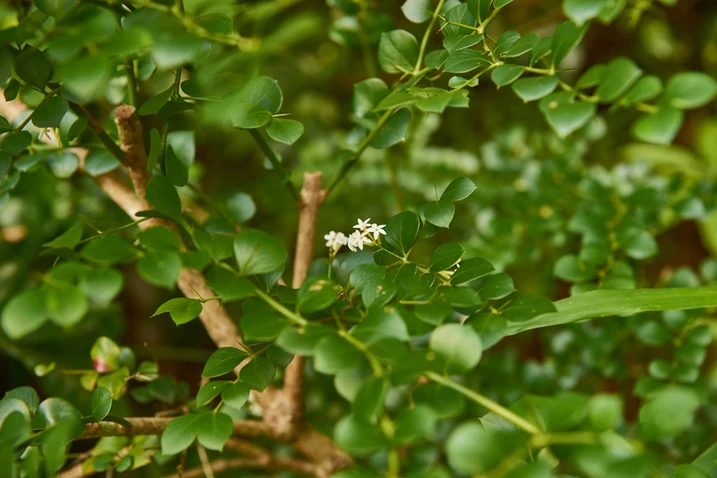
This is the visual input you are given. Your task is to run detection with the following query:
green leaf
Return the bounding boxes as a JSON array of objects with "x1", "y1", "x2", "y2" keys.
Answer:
[
  {"x1": 43, "y1": 225, "x2": 82, "y2": 249},
  {"x1": 370, "y1": 109, "x2": 411, "y2": 149},
  {"x1": 236, "y1": 76, "x2": 283, "y2": 114},
  {"x1": 632, "y1": 106, "x2": 683, "y2": 145},
  {"x1": 618, "y1": 228, "x2": 658, "y2": 259},
  {"x1": 378, "y1": 30, "x2": 419, "y2": 74},
  {"x1": 81, "y1": 236, "x2": 139, "y2": 265},
  {"x1": 195, "y1": 412, "x2": 233, "y2": 451},
  {"x1": 422, "y1": 200, "x2": 455, "y2": 228},
  {"x1": 14, "y1": 47, "x2": 52, "y2": 89},
  {"x1": 587, "y1": 394, "x2": 623, "y2": 431},
  {"x1": 351, "y1": 308, "x2": 409, "y2": 344},
  {"x1": 553, "y1": 254, "x2": 596, "y2": 282},
  {"x1": 503, "y1": 32, "x2": 540, "y2": 58},
  {"x1": 205, "y1": 266, "x2": 255, "y2": 302},
  {"x1": 394, "y1": 405, "x2": 438, "y2": 444},
  {"x1": 480, "y1": 273, "x2": 516, "y2": 300},
  {"x1": 195, "y1": 13, "x2": 233, "y2": 34},
  {"x1": 46, "y1": 284, "x2": 88, "y2": 327},
  {"x1": 401, "y1": 0, "x2": 432, "y2": 23},
  {"x1": 441, "y1": 4, "x2": 477, "y2": 37},
  {"x1": 239, "y1": 357, "x2": 275, "y2": 390},
  {"x1": 446, "y1": 422, "x2": 528, "y2": 474},
  {"x1": 494, "y1": 31, "x2": 520, "y2": 56},
  {"x1": 231, "y1": 103, "x2": 272, "y2": 129},
  {"x1": 139, "y1": 226, "x2": 182, "y2": 252},
  {"x1": 266, "y1": 118, "x2": 304, "y2": 145},
  {"x1": 193, "y1": 229, "x2": 233, "y2": 262},
  {"x1": 276, "y1": 324, "x2": 332, "y2": 355},
  {"x1": 444, "y1": 34, "x2": 483, "y2": 53},
  {"x1": 234, "y1": 229, "x2": 287, "y2": 275},
  {"x1": 508, "y1": 286, "x2": 717, "y2": 334},
  {"x1": 334, "y1": 415, "x2": 387, "y2": 456},
  {"x1": 146, "y1": 175, "x2": 182, "y2": 218},
  {"x1": 32, "y1": 96, "x2": 68, "y2": 128},
  {"x1": 502, "y1": 295, "x2": 556, "y2": 322},
  {"x1": 354, "y1": 78, "x2": 389, "y2": 117},
  {"x1": 430, "y1": 242, "x2": 464, "y2": 272},
  {"x1": 1, "y1": 289, "x2": 48, "y2": 339},
  {"x1": 221, "y1": 382, "x2": 250, "y2": 410},
  {"x1": 151, "y1": 298, "x2": 203, "y2": 325},
  {"x1": 444, "y1": 50, "x2": 490, "y2": 74},
  {"x1": 139, "y1": 87, "x2": 172, "y2": 116},
  {"x1": 196, "y1": 381, "x2": 231, "y2": 407},
  {"x1": 545, "y1": 101, "x2": 596, "y2": 137},
  {"x1": 203, "y1": 347, "x2": 249, "y2": 378},
  {"x1": 491, "y1": 64, "x2": 524, "y2": 87},
  {"x1": 315, "y1": 336, "x2": 364, "y2": 375},
  {"x1": 164, "y1": 146, "x2": 188, "y2": 187},
  {"x1": 674, "y1": 465, "x2": 711, "y2": 478},
  {"x1": 147, "y1": 128, "x2": 161, "y2": 171},
  {"x1": 441, "y1": 177, "x2": 477, "y2": 201},
  {"x1": 563, "y1": 0, "x2": 608, "y2": 26},
  {"x1": 596, "y1": 57, "x2": 643, "y2": 102},
  {"x1": 467, "y1": 0, "x2": 492, "y2": 21},
  {"x1": 551, "y1": 20, "x2": 588, "y2": 66},
  {"x1": 47, "y1": 151, "x2": 79, "y2": 178},
  {"x1": 639, "y1": 387, "x2": 699, "y2": 439},
  {"x1": 494, "y1": 0, "x2": 514, "y2": 6},
  {"x1": 161, "y1": 414, "x2": 202, "y2": 455},
  {"x1": 2, "y1": 131, "x2": 32, "y2": 155},
  {"x1": 664, "y1": 72, "x2": 717, "y2": 109},
  {"x1": 91, "y1": 337, "x2": 120, "y2": 373},
  {"x1": 91, "y1": 388, "x2": 112, "y2": 422},
  {"x1": 4, "y1": 387, "x2": 39, "y2": 414},
  {"x1": 385, "y1": 211, "x2": 421, "y2": 255},
  {"x1": 621, "y1": 75, "x2": 662, "y2": 105},
  {"x1": 354, "y1": 377, "x2": 389, "y2": 423},
  {"x1": 85, "y1": 149, "x2": 119, "y2": 176},
  {"x1": 137, "y1": 251, "x2": 182, "y2": 288},
  {"x1": 450, "y1": 257, "x2": 494, "y2": 285},
  {"x1": 430, "y1": 324, "x2": 482, "y2": 374},
  {"x1": 512, "y1": 76, "x2": 558, "y2": 102},
  {"x1": 241, "y1": 312, "x2": 287, "y2": 343},
  {"x1": 298, "y1": 277, "x2": 341, "y2": 313}
]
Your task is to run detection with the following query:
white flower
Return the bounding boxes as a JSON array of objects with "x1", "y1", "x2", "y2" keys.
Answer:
[
  {"x1": 353, "y1": 218, "x2": 372, "y2": 231},
  {"x1": 347, "y1": 231, "x2": 366, "y2": 251},
  {"x1": 367, "y1": 223, "x2": 386, "y2": 240},
  {"x1": 324, "y1": 231, "x2": 348, "y2": 251}
]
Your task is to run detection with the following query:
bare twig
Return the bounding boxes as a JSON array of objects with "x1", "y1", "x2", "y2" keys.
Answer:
[
  {"x1": 113, "y1": 105, "x2": 151, "y2": 196},
  {"x1": 196, "y1": 443, "x2": 216, "y2": 478},
  {"x1": 76, "y1": 417, "x2": 271, "y2": 440}
]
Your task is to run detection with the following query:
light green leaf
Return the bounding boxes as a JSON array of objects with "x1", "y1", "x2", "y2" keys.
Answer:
[
  {"x1": 234, "y1": 229, "x2": 287, "y2": 275},
  {"x1": 151, "y1": 298, "x2": 203, "y2": 325},
  {"x1": 491, "y1": 64, "x2": 525, "y2": 87},
  {"x1": 137, "y1": 251, "x2": 182, "y2": 288},
  {"x1": 563, "y1": 0, "x2": 608, "y2": 26},
  {"x1": 596, "y1": 57, "x2": 643, "y2": 103},
  {"x1": 196, "y1": 381, "x2": 231, "y2": 407},
  {"x1": 551, "y1": 20, "x2": 588, "y2": 66},
  {"x1": 444, "y1": 50, "x2": 490, "y2": 74},
  {"x1": 161, "y1": 414, "x2": 202, "y2": 455},
  {"x1": 430, "y1": 324, "x2": 482, "y2": 374},
  {"x1": 401, "y1": 0, "x2": 432, "y2": 23},
  {"x1": 43, "y1": 225, "x2": 82, "y2": 249},
  {"x1": 1, "y1": 289, "x2": 49, "y2": 339},
  {"x1": 441, "y1": 177, "x2": 477, "y2": 201},
  {"x1": 231, "y1": 103, "x2": 272, "y2": 129},
  {"x1": 632, "y1": 106, "x2": 683, "y2": 145},
  {"x1": 422, "y1": 200, "x2": 455, "y2": 228},
  {"x1": 508, "y1": 287, "x2": 717, "y2": 334},
  {"x1": 370, "y1": 109, "x2": 411, "y2": 149},
  {"x1": 266, "y1": 118, "x2": 304, "y2": 145},
  {"x1": 195, "y1": 412, "x2": 233, "y2": 451},
  {"x1": 664, "y1": 72, "x2": 717, "y2": 109},
  {"x1": 236, "y1": 76, "x2": 283, "y2": 114},
  {"x1": 91, "y1": 388, "x2": 112, "y2": 422},
  {"x1": 203, "y1": 347, "x2": 249, "y2": 378},
  {"x1": 621, "y1": 75, "x2": 662, "y2": 105},
  {"x1": 512, "y1": 76, "x2": 558, "y2": 102},
  {"x1": 334, "y1": 415, "x2": 387, "y2": 456},
  {"x1": 221, "y1": 382, "x2": 250, "y2": 410},
  {"x1": 545, "y1": 101, "x2": 596, "y2": 137},
  {"x1": 46, "y1": 284, "x2": 88, "y2": 327},
  {"x1": 378, "y1": 30, "x2": 419, "y2": 74}
]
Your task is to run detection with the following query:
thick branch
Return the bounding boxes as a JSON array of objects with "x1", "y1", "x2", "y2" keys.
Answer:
[
  {"x1": 162, "y1": 456, "x2": 318, "y2": 478},
  {"x1": 77, "y1": 417, "x2": 271, "y2": 440},
  {"x1": 114, "y1": 105, "x2": 151, "y2": 196}
]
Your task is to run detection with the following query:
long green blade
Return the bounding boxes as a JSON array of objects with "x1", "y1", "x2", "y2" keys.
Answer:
[{"x1": 507, "y1": 287, "x2": 717, "y2": 335}]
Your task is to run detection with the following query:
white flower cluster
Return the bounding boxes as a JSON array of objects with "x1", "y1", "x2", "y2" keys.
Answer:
[{"x1": 324, "y1": 218, "x2": 386, "y2": 255}]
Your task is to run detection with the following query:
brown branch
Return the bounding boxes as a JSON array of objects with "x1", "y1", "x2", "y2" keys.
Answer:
[
  {"x1": 114, "y1": 105, "x2": 151, "y2": 197},
  {"x1": 76, "y1": 417, "x2": 271, "y2": 440}
]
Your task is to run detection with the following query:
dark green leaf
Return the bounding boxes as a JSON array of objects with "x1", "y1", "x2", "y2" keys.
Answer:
[
  {"x1": 441, "y1": 177, "x2": 477, "y2": 201},
  {"x1": 239, "y1": 357, "x2": 274, "y2": 390},
  {"x1": 14, "y1": 47, "x2": 52, "y2": 88},
  {"x1": 370, "y1": 109, "x2": 411, "y2": 149},
  {"x1": 378, "y1": 30, "x2": 419, "y2": 73},
  {"x1": 91, "y1": 388, "x2": 112, "y2": 422},
  {"x1": 385, "y1": 211, "x2": 421, "y2": 255},
  {"x1": 151, "y1": 298, "x2": 203, "y2": 325},
  {"x1": 32, "y1": 96, "x2": 68, "y2": 128},
  {"x1": 203, "y1": 347, "x2": 249, "y2": 378},
  {"x1": 146, "y1": 174, "x2": 182, "y2": 218},
  {"x1": 234, "y1": 229, "x2": 287, "y2": 275}
]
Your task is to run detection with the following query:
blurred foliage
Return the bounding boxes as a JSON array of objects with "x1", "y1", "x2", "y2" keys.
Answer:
[{"x1": 0, "y1": 0, "x2": 716, "y2": 476}]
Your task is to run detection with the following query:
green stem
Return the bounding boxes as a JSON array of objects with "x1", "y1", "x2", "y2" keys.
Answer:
[
  {"x1": 125, "y1": 60, "x2": 139, "y2": 107},
  {"x1": 247, "y1": 129, "x2": 301, "y2": 202},
  {"x1": 326, "y1": 109, "x2": 394, "y2": 195},
  {"x1": 414, "y1": 0, "x2": 447, "y2": 74},
  {"x1": 67, "y1": 102, "x2": 126, "y2": 163},
  {"x1": 478, "y1": 6, "x2": 503, "y2": 33},
  {"x1": 253, "y1": 288, "x2": 308, "y2": 326},
  {"x1": 424, "y1": 371, "x2": 540, "y2": 434},
  {"x1": 337, "y1": 330, "x2": 384, "y2": 376},
  {"x1": 77, "y1": 217, "x2": 149, "y2": 244}
]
